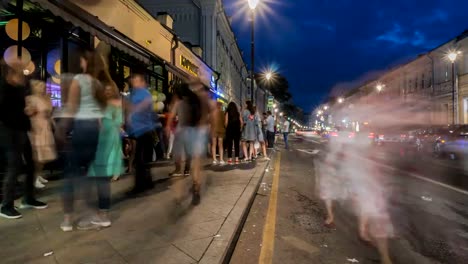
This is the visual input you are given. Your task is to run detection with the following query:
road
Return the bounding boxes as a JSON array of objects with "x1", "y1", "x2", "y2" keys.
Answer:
[{"x1": 229, "y1": 135, "x2": 468, "y2": 264}]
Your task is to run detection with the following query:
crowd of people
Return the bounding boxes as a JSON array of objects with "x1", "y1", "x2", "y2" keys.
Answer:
[{"x1": 0, "y1": 48, "x2": 289, "y2": 232}]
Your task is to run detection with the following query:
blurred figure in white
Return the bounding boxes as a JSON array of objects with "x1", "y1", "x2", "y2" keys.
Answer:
[
  {"x1": 211, "y1": 101, "x2": 226, "y2": 165},
  {"x1": 282, "y1": 118, "x2": 290, "y2": 149},
  {"x1": 27, "y1": 80, "x2": 57, "y2": 189}
]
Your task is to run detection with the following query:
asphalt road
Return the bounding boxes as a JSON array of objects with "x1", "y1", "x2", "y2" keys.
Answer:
[{"x1": 229, "y1": 135, "x2": 468, "y2": 264}]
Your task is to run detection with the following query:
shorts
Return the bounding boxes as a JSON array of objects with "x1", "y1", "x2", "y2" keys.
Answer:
[{"x1": 174, "y1": 126, "x2": 208, "y2": 158}]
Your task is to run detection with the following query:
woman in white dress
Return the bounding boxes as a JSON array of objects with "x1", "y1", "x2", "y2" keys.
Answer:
[{"x1": 26, "y1": 80, "x2": 57, "y2": 189}]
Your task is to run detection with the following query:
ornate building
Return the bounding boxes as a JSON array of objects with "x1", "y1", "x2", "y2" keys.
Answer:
[{"x1": 139, "y1": 0, "x2": 249, "y2": 105}]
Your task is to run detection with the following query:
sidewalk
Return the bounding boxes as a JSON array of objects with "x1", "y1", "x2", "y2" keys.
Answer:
[{"x1": 0, "y1": 159, "x2": 270, "y2": 264}]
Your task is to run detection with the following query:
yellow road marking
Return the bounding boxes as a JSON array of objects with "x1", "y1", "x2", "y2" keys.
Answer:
[{"x1": 258, "y1": 152, "x2": 281, "y2": 264}]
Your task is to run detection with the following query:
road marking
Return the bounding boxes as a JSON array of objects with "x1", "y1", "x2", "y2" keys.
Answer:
[
  {"x1": 359, "y1": 156, "x2": 468, "y2": 196},
  {"x1": 258, "y1": 152, "x2": 281, "y2": 264},
  {"x1": 297, "y1": 149, "x2": 320, "y2": 155}
]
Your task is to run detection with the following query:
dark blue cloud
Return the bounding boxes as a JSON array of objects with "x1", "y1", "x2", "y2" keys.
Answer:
[{"x1": 224, "y1": 0, "x2": 468, "y2": 112}]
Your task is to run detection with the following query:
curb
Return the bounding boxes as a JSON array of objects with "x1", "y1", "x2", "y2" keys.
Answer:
[{"x1": 199, "y1": 158, "x2": 272, "y2": 264}]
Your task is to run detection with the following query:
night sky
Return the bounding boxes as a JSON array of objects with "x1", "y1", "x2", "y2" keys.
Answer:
[{"x1": 224, "y1": 0, "x2": 468, "y2": 112}]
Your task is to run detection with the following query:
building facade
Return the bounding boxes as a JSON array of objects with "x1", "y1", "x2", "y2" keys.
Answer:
[
  {"x1": 0, "y1": 0, "x2": 217, "y2": 111},
  {"x1": 139, "y1": 0, "x2": 249, "y2": 106},
  {"x1": 326, "y1": 30, "x2": 468, "y2": 127}
]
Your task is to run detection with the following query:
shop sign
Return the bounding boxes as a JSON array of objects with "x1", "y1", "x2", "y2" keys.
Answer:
[
  {"x1": 267, "y1": 96, "x2": 274, "y2": 108},
  {"x1": 180, "y1": 55, "x2": 199, "y2": 76}
]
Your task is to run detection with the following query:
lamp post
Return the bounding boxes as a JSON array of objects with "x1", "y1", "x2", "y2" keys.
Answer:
[
  {"x1": 248, "y1": 0, "x2": 259, "y2": 103},
  {"x1": 448, "y1": 51, "x2": 458, "y2": 124}
]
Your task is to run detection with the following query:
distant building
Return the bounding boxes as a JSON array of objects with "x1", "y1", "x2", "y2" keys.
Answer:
[{"x1": 138, "y1": 0, "x2": 249, "y2": 105}]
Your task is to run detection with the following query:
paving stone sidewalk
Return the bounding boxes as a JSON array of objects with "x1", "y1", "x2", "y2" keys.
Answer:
[{"x1": 0, "y1": 159, "x2": 270, "y2": 264}]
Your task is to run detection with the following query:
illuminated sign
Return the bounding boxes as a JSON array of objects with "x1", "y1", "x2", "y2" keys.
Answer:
[{"x1": 180, "y1": 55, "x2": 199, "y2": 76}]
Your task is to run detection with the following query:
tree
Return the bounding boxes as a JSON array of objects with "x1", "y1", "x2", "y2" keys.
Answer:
[{"x1": 256, "y1": 73, "x2": 292, "y2": 103}]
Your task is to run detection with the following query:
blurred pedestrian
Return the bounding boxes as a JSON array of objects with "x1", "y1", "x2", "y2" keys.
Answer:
[
  {"x1": 188, "y1": 79, "x2": 214, "y2": 205},
  {"x1": 241, "y1": 101, "x2": 256, "y2": 162},
  {"x1": 211, "y1": 101, "x2": 226, "y2": 165},
  {"x1": 87, "y1": 81, "x2": 123, "y2": 228},
  {"x1": 126, "y1": 73, "x2": 156, "y2": 195},
  {"x1": 167, "y1": 86, "x2": 190, "y2": 177},
  {"x1": 27, "y1": 80, "x2": 57, "y2": 189},
  {"x1": 282, "y1": 118, "x2": 290, "y2": 149},
  {"x1": 266, "y1": 111, "x2": 275, "y2": 148},
  {"x1": 56, "y1": 50, "x2": 107, "y2": 231},
  {"x1": 0, "y1": 59, "x2": 48, "y2": 219},
  {"x1": 255, "y1": 107, "x2": 269, "y2": 160},
  {"x1": 225, "y1": 102, "x2": 242, "y2": 164}
]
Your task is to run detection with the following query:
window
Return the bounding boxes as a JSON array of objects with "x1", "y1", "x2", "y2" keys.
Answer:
[
  {"x1": 445, "y1": 64, "x2": 449, "y2": 81},
  {"x1": 422, "y1": 74, "x2": 425, "y2": 89},
  {"x1": 415, "y1": 77, "x2": 418, "y2": 90}
]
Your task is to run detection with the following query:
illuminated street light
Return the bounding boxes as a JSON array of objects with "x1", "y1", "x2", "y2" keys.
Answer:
[
  {"x1": 248, "y1": 0, "x2": 259, "y2": 9},
  {"x1": 338, "y1": 97, "x2": 344, "y2": 103},
  {"x1": 279, "y1": 112, "x2": 284, "y2": 116},
  {"x1": 323, "y1": 105, "x2": 328, "y2": 110},
  {"x1": 376, "y1": 84, "x2": 384, "y2": 92},
  {"x1": 447, "y1": 50, "x2": 460, "y2": 124},
  {"x1": 318, "y1": 110, "x2": 323, "y2": 115},
  {"x1": 448, "y1": 51, "x2": 458, "y2": 63},
  {"x1": 273, "y1": 103, "x2": 277, "y2": 108},
  {"x1": 274, "y1": 108, "x2": 278, "y2": 113}
]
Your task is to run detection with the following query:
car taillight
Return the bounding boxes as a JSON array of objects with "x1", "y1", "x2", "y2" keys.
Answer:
[
  {"x1": 331, "y1": 132, "x2": 338, "y2": 137},
  {"x1": 368, "y1": 132, "x2": 375, "y2": 139},
  {"x1": 379, "y1": 135, "x2": 384, "y2": 139}
]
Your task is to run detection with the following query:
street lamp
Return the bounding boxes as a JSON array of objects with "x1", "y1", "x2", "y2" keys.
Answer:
[
  {"x1": 338, "y1": 97, "x2": 344, "y2": 104},
  {"x1": 274, "y1": 108, "x2": 278, "y2": 113},
  {"x1": 248, "y1": 0, "x2": 259, "y2": 102},
  {"x1": 280, "y1": 112, "x2": 284, "y2": 116},
  {"x1": 448, "y1": 50, "x2": 459, "y2": 124},
  {"x1": 376, "y1": 84, "x2": 384, "y2": 92},
  {"x1": 323, "y1": 105, "x2": 328, "y2": 110}
]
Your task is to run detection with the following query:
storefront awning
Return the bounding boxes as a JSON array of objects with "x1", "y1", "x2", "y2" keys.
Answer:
[{"x1": 31, "y1": 0, "x2": 151, "y2": 64}]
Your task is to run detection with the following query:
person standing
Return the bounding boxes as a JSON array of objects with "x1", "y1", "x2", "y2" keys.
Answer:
[
  {"x1": 0, "y1": 59, "x2": 48, "y2": 219},
  {"x1": 255, "y1": 107, "x2": 269, "y2": 160},
  {"x1": 26, "y1": 80, "x2": 57, "y2": 189},
  {"x1": 87, "y1": 83, "x2": 123, "y2": 227},
  {"x1": 282, "y1": 118, "x2": 290, "y2": 149},
  {"x1": 211, "y1": 102, "x2": 226, "y2": 165},
  {"x1": 266, "y1": 111, "x2": 275, "y2": 148},
  {"x1": 126, "y1": 73, "x2": 156, "y2": 195},
  {"x1": 57, "y1": 50, "x2": 107, "y2": 231},
  {"x1": 241, "y1": 101, "x2": 256, "y2": 162},
  {"x1": 225, "y1": 102, "x2": 242, "y2": 164}
]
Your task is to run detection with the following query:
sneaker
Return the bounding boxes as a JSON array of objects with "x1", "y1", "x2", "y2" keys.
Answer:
[
  {"x1": 77, "y1": 218, "x2": 100, "y2": 231},
  {"x1": 0, "y1": 206, "x2": 22, "y2": 219},
  {"x1": 35, "y1": 179, "x2": 45, "y2": 189},
  {"x1": 219, "y1": 160, "x2": 226, "y2": 166},
  {"x1": 184, "y1": 170, "x2": 190, "y2": 176},
  {"x1": 91, "y1": 215, "x2": 111, "y2": 227},
  {"x1": 169, "y1": 170, "x2": 183, "y2": 177},
  {"x1": 228, "y1": 160, "x2": 233, "y2": 165},
  {"x1": 235, "y1": 160, "x2": 240, "y2": 165},
  {"x1": 37, "y1": 176, "x2": 48, "y2": 183},
  {"x1": 212, "y1": 160, "x2": 218, "y2": 165},
  {"x1": 60, "y1": 220, "x2": 73, "y2": 232},
  {"x1": 263, "y1": 157, "x2": 271, "y2": 161},
  {"x1": 20, "y1": 200, "x2": 48, "y2": 210}
]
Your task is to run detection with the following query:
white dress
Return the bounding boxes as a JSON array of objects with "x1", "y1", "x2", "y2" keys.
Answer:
[{"x1": 28, "y1": 95, "x2": 57, "y2": 163}]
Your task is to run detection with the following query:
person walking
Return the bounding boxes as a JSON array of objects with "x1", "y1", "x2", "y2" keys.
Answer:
[
  {"x1": 56, "y1": 50, "x2": 107, "y2": 231},
  {"x1": 126, "y1": 73, "x2": 156, "y2": 195},
  {"x1": 255, "y1": 107, "x2": 269, "y2": 160},
  {"x1": 266, "y1": 111, "x2": 275, "y2": 148},
  {"x1": 87, "y1": 82, "x2": 123, "y2": 228},
  {"x1": 282, "y1": 118, "x2": 290, "y2": 149},
  {"x1": 0, "y1": 59, "x2": 48, "y2": 219},
  {"x1": 225, "y1": 102, "x2": 242, "y2": 164},
  {"x1": 211, "y1": 102, "x2": 226, "y2": 165},
  {"x1": 26, "y1": 80, "x2": 57, "y2": 189},
  {"x1": 241, "y1": 101, "x2": 256, "y2": 162}
]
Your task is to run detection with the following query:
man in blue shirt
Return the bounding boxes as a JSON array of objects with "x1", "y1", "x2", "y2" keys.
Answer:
[{"x1": 126, "y1": 73, "x2": 156, "y2": 194}]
